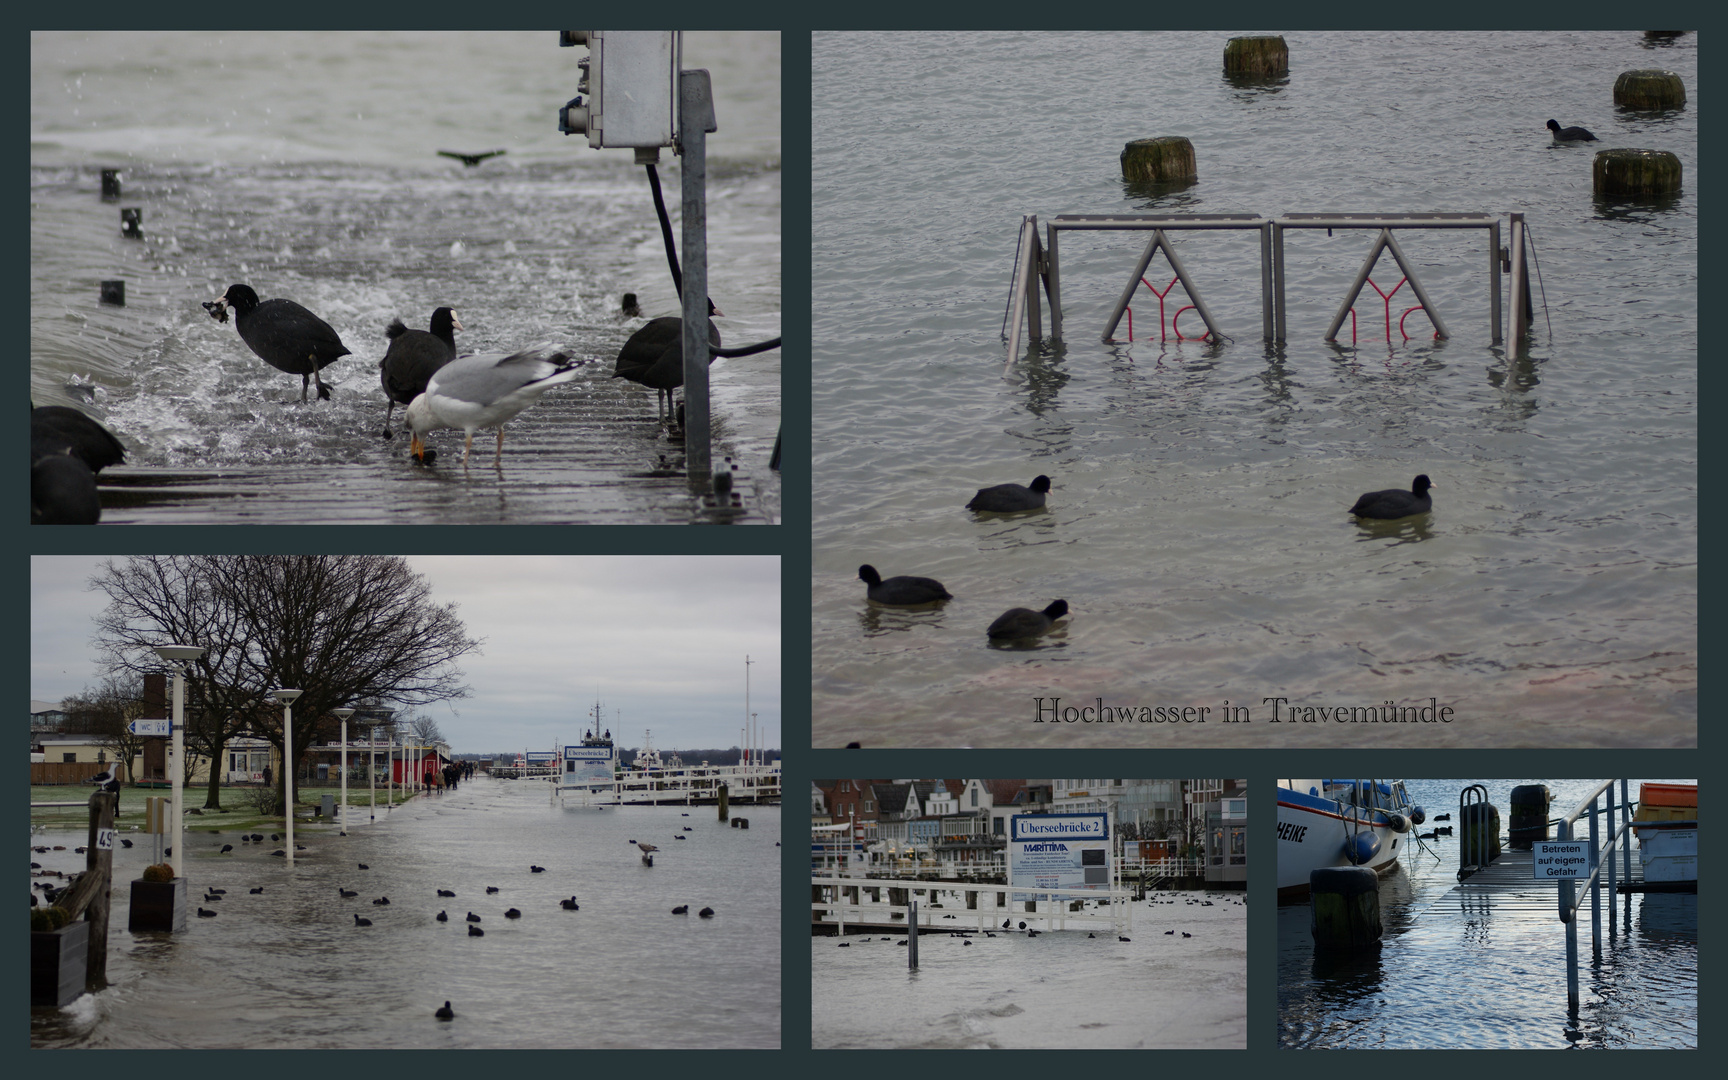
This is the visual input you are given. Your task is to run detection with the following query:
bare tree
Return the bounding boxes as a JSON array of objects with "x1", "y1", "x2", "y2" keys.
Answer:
[
  {"x1": 408, "y1": 714, "x2": 445, "y2": 747},
  {"x1": 60, "y1": 674, "x2": 147, "y2": 783},
  {"x1": 91, "y1": 556, "x2": 481, "y2": 812}
]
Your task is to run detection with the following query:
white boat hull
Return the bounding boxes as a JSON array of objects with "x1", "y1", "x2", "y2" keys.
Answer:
[{"x1": 1277, "y1": 779, "x2": 1415, "y2": 897}]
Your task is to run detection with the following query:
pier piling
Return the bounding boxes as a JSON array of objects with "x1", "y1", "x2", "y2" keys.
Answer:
[{"x1": 1308, "y1": 866, "x2": 1381, "y2": 952}]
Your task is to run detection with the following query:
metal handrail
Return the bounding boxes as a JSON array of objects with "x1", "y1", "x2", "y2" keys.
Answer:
[{"x1": 1554, "y1": 779, "x2": 1636, "y2": 1016}]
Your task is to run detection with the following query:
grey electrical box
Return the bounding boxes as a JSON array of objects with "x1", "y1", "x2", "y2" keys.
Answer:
[{"x1": 559, "y1": 31, "x2": 679, "y2": 150}]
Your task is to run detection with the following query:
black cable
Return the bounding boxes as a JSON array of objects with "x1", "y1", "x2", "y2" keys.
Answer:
[
  {"x1": 643, "y1": 165, "x2": 779, "y2": 354},
  {"x1": 646, "y1": 164, "x2": 683, "y2": 298},
  {"x1": 714, "y1": 338, "x2": 781, "y2": 358}
]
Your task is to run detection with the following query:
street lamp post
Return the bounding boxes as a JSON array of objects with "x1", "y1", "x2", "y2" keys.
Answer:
[
  {"x1": 152, "y1": 644, "x2": 206, "y2": 881},
  {"x1": 368, "y1": 722, "x2": 377, "y2": 823},
  {"x1": 272, "y1": 689, "x2": 303, "y2": 865},
  {"x1": 333, "y1": 708, "x2": 354, "y2": 834}
]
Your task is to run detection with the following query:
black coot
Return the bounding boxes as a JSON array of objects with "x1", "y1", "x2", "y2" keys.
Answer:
[
  {"x1": 32, "y1": 406, "x2": 126, "y2": 471},
  {"x1": 621, "y1": 292, "x2": 642, "y2": 318},
  {"x1": 986, "y1": 599, "x2": 1070, "y2": 640},
  {"x1": 1348, "y1": 475, "x2": 1434, "y2": 519},
  {"x1": 379, "y1": 307, "x2": 460, "y2": 437},
  {"x1": 31, "y1": 405, "x2": 126, "y2": 525},
  {"x1": 32, "y1": 455, "x2": 100, "y2": 524},
  {"x1": 858, "y1": 565, "x2": 953, "y2": 606},
  {"x1": 967, "y1": 474, "x2": 1051, "y2": 512},
  {"x1": 435, "y1": 1001, "x2": 455, "y2": 1020},
  {"x1": 612, "y1": 298, "x2": 722, "y2": 417},
  {"x1": 1546, "y1": 119, "x2": 1598, "y2": 142},
  {"x1": 211, "y1": 284, "x2": 351, "y2": 401}
]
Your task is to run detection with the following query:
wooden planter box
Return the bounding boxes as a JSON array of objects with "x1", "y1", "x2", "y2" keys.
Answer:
[
  {"x1": 128, "y1": 877, "x2": 188, "y2": 933},
  {"x1": 31, "y1": 919, "x2": 89, "y2": 1007}
]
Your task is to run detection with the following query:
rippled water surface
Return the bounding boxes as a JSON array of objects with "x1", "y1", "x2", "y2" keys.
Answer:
[
  {"x1": 31, "y1": 31, "x2": 781, "y2": 523},
  {"x1": 812, "y1": 888, "x2": 1245, "y2": 1049},
  {"x1": 31, "y1": 777, "x2": 780, "y2": 1048},
  {"x1": 811, "y1": 31, "x2": 1696, "y2": 746},
  {"x1": 1278, "y1": 778, "x2": 1696, "y2": 1049}
]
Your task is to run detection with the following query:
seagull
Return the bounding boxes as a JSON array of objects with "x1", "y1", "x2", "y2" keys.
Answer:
[
  {"x1": 406, "y1": 348, "x2": 588, "y2": 467},
  {"x1": 635, "y1": 842, "x2": 659, "y2": 855},
  {"x1": 88, "y1": 768, "x2": 120, "y2": 793}
]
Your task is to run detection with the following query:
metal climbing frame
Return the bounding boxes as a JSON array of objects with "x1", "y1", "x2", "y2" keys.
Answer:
[
  {"x1": 1005, "y1": 211, "x2": 1531, "y2": 358},
  {"x1": 1272, "y1": 213, "x2": 1501, "y2": 345}
]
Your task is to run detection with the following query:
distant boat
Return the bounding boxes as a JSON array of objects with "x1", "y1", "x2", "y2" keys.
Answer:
[{"x1": 1277, "y1": 779, "x2": 1420, "y2": 898}]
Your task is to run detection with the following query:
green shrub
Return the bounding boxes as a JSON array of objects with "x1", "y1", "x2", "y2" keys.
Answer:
[{"x1": 31, "y1": 906, "x2": 70, "y2": 931}]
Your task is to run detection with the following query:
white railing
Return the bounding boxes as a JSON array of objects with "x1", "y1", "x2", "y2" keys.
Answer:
[{"x1": 812, "y1": 874, "x2": 1132, "y2": 937}]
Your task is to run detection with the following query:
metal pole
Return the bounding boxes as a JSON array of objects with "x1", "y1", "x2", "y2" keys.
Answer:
[
  {"x1": 1273, "y1": 221, "x2": 1287, "y2": 343},
  {"x1": 1046, "y1": 221, "x2": 1063, "y2": 342},
  {"x1": 1025, "y1": 225, "x2": 1043, "y2": 346},
  {"x1": 170, "y1": 668, "x2": 184, "y2": 880},
  {"x1": 1589, "y1": 798, "x2": 1601, "y2": 958},
  {"x1": 1620, "y1": 779, "x2": 1632, "y2": 887},
  {"x1": 1605, "y1": 782, "x2": 1617, "y2": 937},
  {"x1": 1562, "y1": 816, "x2": 1579, "y2": 1015},
  {"x1": 907, "y1": 897, "x2": 918, "y2": 969},
  {"x1": 1509, "y1": 214, "x2": 1530, "y2": 344},
  {"x1": 1260, "y1": 221, "x2": 1274, "y2": 342},
  {"x1": 1005, "y1": 216, "x2": 1036, "y2": 367},
  {"x1": 368, "y1": 724, "x2": 376, "y2": 823},
  {"x1": 1488, "y1": 218, "x2": 1502, "y2": 345},
  {"x1": 680, "y1": 68, "x2": 715, "y2": 481},
  {"x1": 284, "y1": 699, "x2": 294, "y2": 866}
]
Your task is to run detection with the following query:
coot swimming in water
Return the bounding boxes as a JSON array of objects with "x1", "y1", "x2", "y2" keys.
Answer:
[
  {"x1": 986, "y1": 599, "x2": 1070, "y2": 640},
  {"x1": 207, "y1": 284, "x2": 351, "y2": 401},
  {"x1": 1546, "y1": 119, "x2": 1598, "y2": 142},
  {"x1": 966, "y1": 474, "x2": 1052, "y2": 513},
  {"x1": 1348, "y1": 475, "x2": 1434, "y2": 519},
  {"x1": 858, "y1": 565, "x2": 953, "y2": 606},
  {"x1": 379, "y1": 307, "x2": 460, "y2": 437}
]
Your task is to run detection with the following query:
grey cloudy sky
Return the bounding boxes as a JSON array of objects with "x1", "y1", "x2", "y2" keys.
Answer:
[{"x1": 30, "y1": 555, "x2": 780, "y2": 756}]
